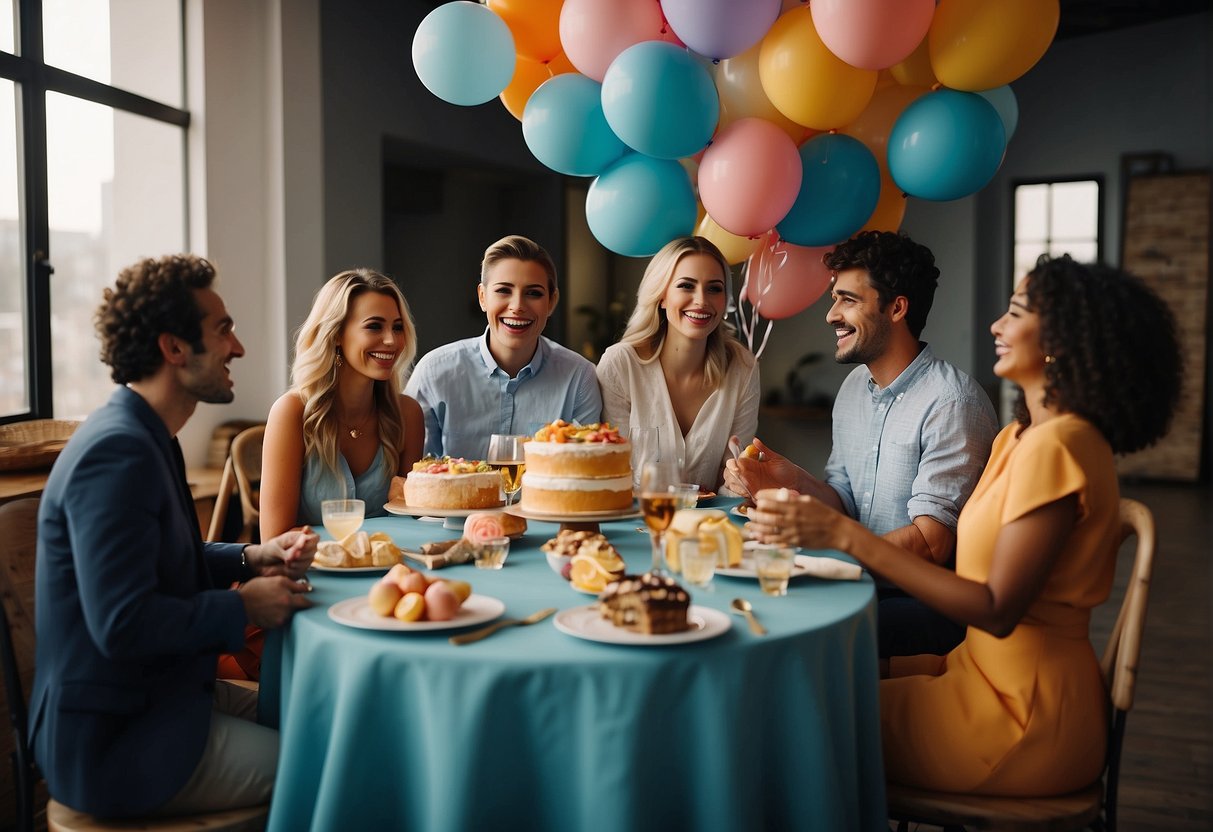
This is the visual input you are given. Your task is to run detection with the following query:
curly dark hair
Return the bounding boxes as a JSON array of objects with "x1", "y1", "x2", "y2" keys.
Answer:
[
  {"x1": 1012, "y1": 254, "x2": 1182, "y2": 454},
  {"x1": 95, "y1": 254, "x2": 217, "y2": 384},
  {"x1": 823, "y1": 230, "x2": 940, "y2": 338}
]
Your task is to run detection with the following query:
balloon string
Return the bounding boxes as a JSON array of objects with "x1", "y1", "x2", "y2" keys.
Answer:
[{"x1": 753, "y1": 319, "x2": 774, "y2": 361}]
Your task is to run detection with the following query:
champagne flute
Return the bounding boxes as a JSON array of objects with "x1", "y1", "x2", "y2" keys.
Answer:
[
  {"x1": 487, "y1": 434, "x2": 528, "y2": 506},
  {"x1": 628, "y1": 425, "x2": 661, "y2": 490},
  {"x1": 639, "y1": 460, "x2": 680, "y2": 573}
]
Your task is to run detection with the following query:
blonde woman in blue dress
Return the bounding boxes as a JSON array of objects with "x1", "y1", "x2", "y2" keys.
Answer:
[{"x1": 261, "y1": 269, "x2": 424, "y2": 539}]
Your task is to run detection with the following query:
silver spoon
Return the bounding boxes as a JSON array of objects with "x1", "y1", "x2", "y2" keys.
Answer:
[{"x1": 730, "y1": 597, "x2": 766, "y2": 636}]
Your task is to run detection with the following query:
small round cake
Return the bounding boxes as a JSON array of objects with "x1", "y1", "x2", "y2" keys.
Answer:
[
  {"x1": 404, "y1": 457, "x2": 503, "y2": 510},
  {"x1": 520, "y1": 421, "x2": 632, "y2": 514}
]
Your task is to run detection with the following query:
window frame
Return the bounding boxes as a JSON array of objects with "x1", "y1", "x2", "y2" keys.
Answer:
[
  {"x1": 1008, "y1": 174, "x2": 1105, "y2": 287},
  {"x1": 0, "y1": 0, "x2": 189, "y2": 424}
]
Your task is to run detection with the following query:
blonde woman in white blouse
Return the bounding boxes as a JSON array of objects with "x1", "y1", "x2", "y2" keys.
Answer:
[{"x1": 597, "y1": 236, "x2": 760, "y2": 491}]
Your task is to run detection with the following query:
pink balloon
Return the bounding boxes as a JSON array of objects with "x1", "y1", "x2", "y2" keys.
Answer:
[
  {"x1": 559, "y1": 0, "x2": 681, "y2": 82},
  {"x1": 811, "y1": 0, "x2": 935, "y2": 70},
  {"x1": 699, "y1": 118, "x2": 802, "y2": 238},
  {"x1": 744, "y1": 232, "x2": 832, "y2": 319}
]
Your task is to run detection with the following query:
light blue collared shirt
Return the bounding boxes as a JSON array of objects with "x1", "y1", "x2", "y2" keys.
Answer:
[
  {"x1": 824, "y1": 343, "x2": 999, "y2": 537},
  {"x1": 404, "y1": 329, "x2": 603, "y2": 460}
]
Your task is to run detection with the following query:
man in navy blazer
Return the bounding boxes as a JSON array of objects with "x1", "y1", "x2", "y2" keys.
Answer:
[{"x1": 30, "y1": 254, "x2": 317, "y2": 818}]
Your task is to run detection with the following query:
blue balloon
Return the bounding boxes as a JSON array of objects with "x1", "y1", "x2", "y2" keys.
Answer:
[
  {"x1": 523, "y1": 74, "x2": 627, "y2": 177},
  {"x1": 978, "y1": 85, "x2": 1019, "y2": 141},
  {"x1": 412, "y1": 2, "x2": 515, "y2": 106},
  {"x1": 777, "y1": 134, "x2": 880, "y2": 247},
  {"x1": 585, "y1": 154, "x2": 697, "y2": 257},
  {"x1": 600, "y1": 41, "x2": 719, "y2": 160},
  {"x1": 888, "y1": 90, "x2": 1007, "y2": 202}
]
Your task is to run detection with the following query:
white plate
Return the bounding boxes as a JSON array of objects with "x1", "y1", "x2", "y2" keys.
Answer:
[
  {"x1": 383, "y1": 500, "x2": 504, "y2": 518},
  {"x1": 716, "y1": 554, "x2": 816, "y2": 580},
  {"x1": 327, "y1": 593, "x2": 505, "y2": 632},
  {"x1": 553, "y1": 604, "x2": 730, "y2": 646},
  {"x1": 504, "y1": 505, "x2": 642, "y2": 523},
  {"x1": 730, "y1": 504, "x2": 751, "y2": 518},
  {"x1": 312, "y1": 563, "x2": 394, "y2": 574}
]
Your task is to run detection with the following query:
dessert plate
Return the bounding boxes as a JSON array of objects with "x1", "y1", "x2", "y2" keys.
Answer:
[
  {"x1": 717, "y1": 554, "x2": 863, "y2": 581},
  {"x1": 311, "y1": 563, "x2": 394, "y2": 574},
  {"x1": 383, "y1": 500, "x2": 504, "y2": 518},
  {"x1": 328, "y1": 593, "x2": 505, "y2": 632},
  {"x1": 503, "y1": 505, "x2": 642, "y2": 523},
  {"x1": 730, "y1": 504, "x2": 751, "y2": 518},
  {"x1": 553, "y1": 604, "x2": 730, "y2": 646}
]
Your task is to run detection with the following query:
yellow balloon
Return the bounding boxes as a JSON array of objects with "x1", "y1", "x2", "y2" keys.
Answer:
[
  {"x1": 889, "y1": 38, "x2": 937, "y2": 88},
  {"x1": 696, "y1": 214, "x2": 762, "y2": 266},
  {"x1": 929, "y1": 0, "x2": 1060, "y2": 91},
  {"x1": 716, "y1": 42, "x2": 806, "y2": 144},
  {"x1": 861, "y1": 172, "x2": 907, "y2": 233},
  {"x1": 758, "y1": 5, "x2": 877, "y2": 130},
  {"x1": 499, "y1": 51, "x2": 576, "y2": 121}
]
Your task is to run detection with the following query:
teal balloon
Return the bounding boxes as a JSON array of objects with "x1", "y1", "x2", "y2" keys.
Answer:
[
  {"x1": 412, "y1": 2, "x2": 515, "y2": 106},
  {"x1": 585, "y1": 154, "x2": 697, "y2": 257},
  {"x1": 888, "y1": 90, "x2": 1007, "y2": 202},
  {"x1": 523, "y1": 74, "x2": 626, "y2": 177},
  {"x1": 978, "y1": 85, "x2": 1019, "y2": 140},
  {"x1": 777, "y1": 134, "x2": 880, "y2": 247},
  {"x1": 600, "y1": 41, "x2": 719, "y2": 160}
]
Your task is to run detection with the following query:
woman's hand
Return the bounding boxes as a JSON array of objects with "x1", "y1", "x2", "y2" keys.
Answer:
[
  {"x1": 747, "y1": 488, "x2": 848, "y2": 551},
  {"x1": 246, "y1": 526, "x2": 318, "y2": 580}
]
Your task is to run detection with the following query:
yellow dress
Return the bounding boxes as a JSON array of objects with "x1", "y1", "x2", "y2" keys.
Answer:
[{"x1": 880, "y1": 414, "x2": 1121, "y2": 796}]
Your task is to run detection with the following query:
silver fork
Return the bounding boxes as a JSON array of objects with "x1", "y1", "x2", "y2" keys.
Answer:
[{"x1": 449, "y1": 607, "x2": 557, "y2": 645}]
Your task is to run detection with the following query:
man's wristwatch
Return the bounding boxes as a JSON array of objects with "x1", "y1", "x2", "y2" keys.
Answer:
[{"x1": 241, "y1": 544, "x2": 251, "y2": 571}]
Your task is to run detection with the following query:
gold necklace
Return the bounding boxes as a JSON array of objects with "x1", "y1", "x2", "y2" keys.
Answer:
[{"x1": 342, "y1": 414, "x2": 374, "y2": 440}]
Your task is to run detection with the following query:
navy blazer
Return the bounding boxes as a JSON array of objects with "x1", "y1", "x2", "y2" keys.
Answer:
[{"x1": 29, "y1": 387, "x2": 250, "y2": 817}]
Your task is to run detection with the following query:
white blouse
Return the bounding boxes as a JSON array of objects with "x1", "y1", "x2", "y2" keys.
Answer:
[{"x1": 596, "y1": 341, "x2": 761, "y2": 491}]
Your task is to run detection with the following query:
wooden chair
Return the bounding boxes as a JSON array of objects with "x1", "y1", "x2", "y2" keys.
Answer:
[
  {"x1": 205, "y1": 425, "x2": 265, "y2": 544},
  {"x1": 0, "y1": 501, "x2": 270, "y2": 831},
  {"x1": 887, "y1": 497, "x2": 1157, "y2": 832}
]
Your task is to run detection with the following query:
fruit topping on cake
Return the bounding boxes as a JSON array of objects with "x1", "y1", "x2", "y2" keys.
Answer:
[{"x1": 531, "y1": 420, "x2": 626, "y2": 444}]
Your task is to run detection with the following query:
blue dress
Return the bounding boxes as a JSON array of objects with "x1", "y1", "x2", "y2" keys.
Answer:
[{"x1": 298, "y1": 445, "x2": 393, "y2": 526}]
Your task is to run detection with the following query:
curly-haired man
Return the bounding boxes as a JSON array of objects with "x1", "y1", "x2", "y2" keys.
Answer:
[
  {"x1": 31, "y1": 254, "x2": 317, "y2": 818},
  {"x1": 725, "y1": 231, "x2": 999, "y2": 659}
]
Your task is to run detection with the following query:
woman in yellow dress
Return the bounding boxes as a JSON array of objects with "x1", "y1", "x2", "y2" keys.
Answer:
[{"x1": 748, "y1": 254, "x2": 1182, "y2": 796}]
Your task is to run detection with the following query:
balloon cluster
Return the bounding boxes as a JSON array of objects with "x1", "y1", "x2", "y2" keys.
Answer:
[{"x1": 413, "y1": 0, "x2": 1057, "y2": 320}]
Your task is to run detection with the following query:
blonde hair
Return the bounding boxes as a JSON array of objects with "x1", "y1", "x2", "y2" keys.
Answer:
[
  {"x1": 481, "y1": 235, "x2": 557, "y2": 294},
  {"x1": 619, "y1": 236, "x2": 743, "y2": 389},
  {"x1": 291, "y1": 269, "x2": 418, "y2": 479}
]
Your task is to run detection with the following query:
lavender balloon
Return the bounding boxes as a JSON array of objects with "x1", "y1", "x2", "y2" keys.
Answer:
[{"x1": 660, "y1": 0, "x2": 782, "y2": 61}]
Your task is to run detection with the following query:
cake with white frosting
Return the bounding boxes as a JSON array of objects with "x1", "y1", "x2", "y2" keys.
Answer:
[{"x1": 520, "y1": 421, "x2": 632, "y2": 514}]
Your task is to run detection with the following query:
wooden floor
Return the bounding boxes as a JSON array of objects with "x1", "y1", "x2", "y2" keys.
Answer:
[{"x1": 902, "y1": 479, "x2": 1213, "y2": 831}]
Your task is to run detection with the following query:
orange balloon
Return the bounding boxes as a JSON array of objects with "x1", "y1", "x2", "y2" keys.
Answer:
[
  {"x1": 875, "y1": 69, "x2": 898, "y2": 91},
  {"x1": 487, "y1": 0, "x2": 565, "y2": 62},
  {"x1": 929, "y1": 0, "x2": 1060, "y2": 91},
  {"x1": 499, "y1": 51, "x2": 576, "y2": 121},
  {"x1": 861, "y1": 172, "x2": 907, "y2": 233},
  {"x1": 758, "y1": 5, "x2": 877, "y2": 130},
  {"x1": 716, "y1": 42, "x2": 806, "y2": 144},
  {"x1": 840, "y1": 84, "x2": 927, "y2": 175},
  {"x1": 696, "y1": 214, "x2": 762, "y2": 265},
  {"x1": 888, "y1": 35, "x2": 936, "y2": 87}
]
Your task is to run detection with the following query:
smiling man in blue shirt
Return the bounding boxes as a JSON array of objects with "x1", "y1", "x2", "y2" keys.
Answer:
[
  {"x1": 725, "y1": 231, "x2": 998, "y2": 658},
  {"x1": 405, "y1": 235, "x2": 602, "y2": 459}
]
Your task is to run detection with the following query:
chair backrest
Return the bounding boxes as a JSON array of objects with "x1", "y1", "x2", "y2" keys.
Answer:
[
  {"x1": 229, "y1": 425, "x2": 265, "y2": 541},
  {"x1": 204, "y1": 457, "x2": 237, "y2": 544},
  {"x1": 1100, "y1": 498, "x2": 1156, "y2": 713},
  {"x1": 0, "y1": 498, "x2": 40, "y2": 832}
]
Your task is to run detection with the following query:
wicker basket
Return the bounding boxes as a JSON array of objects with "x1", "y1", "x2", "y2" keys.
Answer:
[{"x1": 0, "y1": 419, "x2": 81, "y2": 472}]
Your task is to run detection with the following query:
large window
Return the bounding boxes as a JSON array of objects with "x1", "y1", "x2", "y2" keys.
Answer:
[
  {"x1": 1012, "y1": 178, "x2": 1102, "y2": 278},
  {"x1": 0, "y1": 0, "x2": 188, "y2": 422}
]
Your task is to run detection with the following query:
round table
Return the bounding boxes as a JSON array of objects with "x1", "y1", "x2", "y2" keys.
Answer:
[{"x1": 262, "y1": 506, "x2": 886, "y2": 832}]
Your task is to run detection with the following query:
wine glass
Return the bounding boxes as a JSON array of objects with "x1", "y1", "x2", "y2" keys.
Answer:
[
  {"x1": 639, "y1": 460, "x2": 680, "y2": 573},
  {"x1": 487, "y1": 434, "x2": 527, "y2": 506},
  {"x1": 321, "y1": 499, "x2": 364, "y2": 541},
  {"x1": 628, "y1": 425, "x2": 661, "y2": 490}
]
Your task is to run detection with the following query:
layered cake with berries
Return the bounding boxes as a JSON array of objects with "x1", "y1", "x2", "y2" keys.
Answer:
[
  {"x1": 520, "y1": 421, "x2": 632, "y2": 514},
  {"x1": 597, "y1": 571, "x2": 690, "y2": 635},
  {"x1": 403, "y1": 456, "x2": 503, "y2": 510}
]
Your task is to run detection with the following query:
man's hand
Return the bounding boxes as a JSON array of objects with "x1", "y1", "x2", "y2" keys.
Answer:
[
  {"x1": 238, "y1": 576, "x2": 313, "y2": 628},
  {"x1": 245, "y1": 526, "x2": 318, "y2": 580},
  {"x1": 722, "y1": 438, "x2": 811, "y2": 505}
]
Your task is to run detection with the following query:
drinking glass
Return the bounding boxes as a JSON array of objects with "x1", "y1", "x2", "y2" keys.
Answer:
[
  {"x1": 628, "y1": 426, "x2": 661, "y2": 490},
  {"x1": 487, "y1": 434, "x2": 528, "y2": 505},
  {"x1": 678, "y1": 537, "x2": 716, "y2": 590},
  {"x1": 752, "y1": 544, "x2": 794, "y2": 596},
  {"x1": 639, "y1": 460, "x2": 680, "y2": 573},
  {"x1": 472, "y1": 536, "x2": 510, "y2": 570},
  {"x1": 673, "y1": 482, "x2": 700, "y2": 512},
  {"x1": 321, "y1": 499, "x2": 364, "y2": 541}
]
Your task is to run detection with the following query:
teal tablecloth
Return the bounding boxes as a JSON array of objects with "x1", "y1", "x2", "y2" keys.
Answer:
[{"x1": 262, "y1": 505, "x2": 886, "y2": 831}]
